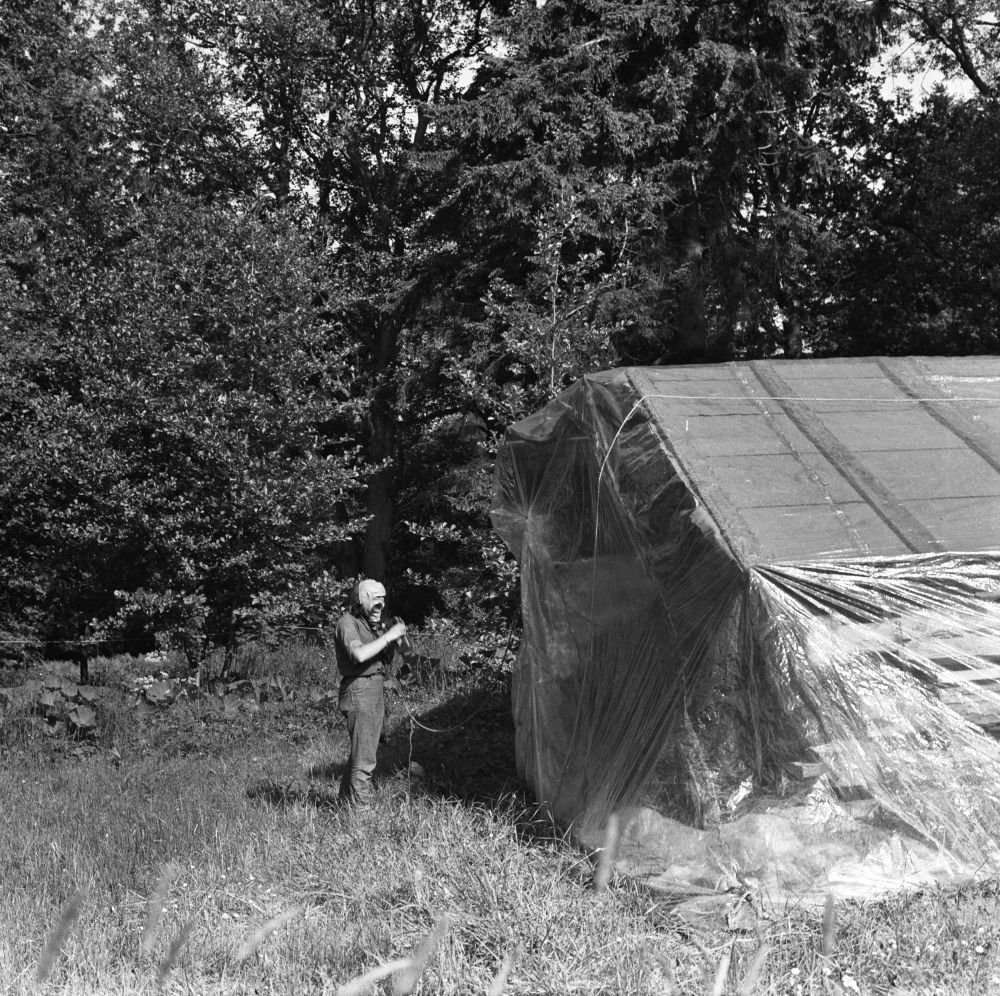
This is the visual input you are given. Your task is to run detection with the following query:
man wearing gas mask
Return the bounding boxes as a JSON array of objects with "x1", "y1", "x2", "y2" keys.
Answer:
[{"x1": 333, "y1": 579, "x2": 408, "y2": 805}]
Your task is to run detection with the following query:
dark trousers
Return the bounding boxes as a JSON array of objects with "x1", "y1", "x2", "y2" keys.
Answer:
[{"x1": 339, "y1": 674, "x2": 384, "y2": 805}]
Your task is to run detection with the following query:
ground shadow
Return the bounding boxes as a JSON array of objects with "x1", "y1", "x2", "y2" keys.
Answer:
[
  {"x1": 303, "y1": 758, "x2": 343, "y2": 780},
  {"x1": 246, "y1": 775, "x2": 342, "y2": 809},
  {"x1": 245, "y1": 677, "x2": 530, "y2": 816},
  {"x1": 379, "y1": 678, "x2": 526, "y2": 805}
]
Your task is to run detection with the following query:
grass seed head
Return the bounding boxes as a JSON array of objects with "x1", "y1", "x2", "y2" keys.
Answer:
[
  {"x1": 486, "y1": 945, "x2": 519, "y2": 996},
  {"x1": 337, "y1": 958, "x2": 416, "y2": 996},
  {"x1": 391, "y1": 914, "x2": 450, "y2": 995},
  {"x1": 736, "y1": 943, "x2": 771, "y2": 996},
  {"x1": 709, "y1": 943, "x2": 732, "y2": 996},
  {"x1": 822, "y1": 894, "x2": 838, "y2": 957},
  {"x1": 142, "y1": 867, "x2": 175, "y2": 954},
  {"x1": 36, "y1": 890, "x2": 84, "y2": 982},
  {"x1": 593, "y1": 812, "x2": 620, "y2": 894},
  {"x1": 156, "y1": 920, "x2": 194, "y2": 990},
  {"x1": 235, "y1": 905, "x2": 303, "y2": 963}
]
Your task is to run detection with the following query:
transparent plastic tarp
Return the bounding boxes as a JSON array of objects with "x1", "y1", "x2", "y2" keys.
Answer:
[{"x1": 492, "y1": 358, "x2": 1000, "y2": 905}]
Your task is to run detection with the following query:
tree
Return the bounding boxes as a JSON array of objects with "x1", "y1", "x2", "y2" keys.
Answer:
[
  {"x1": 0, "y1": 184, "x2": 364, "y2": 664},
  {"x1": 15, "y1": 0, "x2": 996, "y2": 665},
  {"x1": 0, "y1": 0, "x2": 123, "y2": 658},
  {"x1": 889, "y1": 0, "x2": 998, "y2": 99},
  {"x1": 92, "y1": 200, "x2": 366, "y2": 658},
  {"x1": 113, "y1": 0, "x2": 496, "y2": 583},
  {"x1": 818, "y1": 89, "x2": 1000, "y2": 355},
  {"x1": 438, "y1": 0, "x2": 890, "y2": 378},
  {"x1": 1, "y1": 0, "x2": 512, "y2": 656}
]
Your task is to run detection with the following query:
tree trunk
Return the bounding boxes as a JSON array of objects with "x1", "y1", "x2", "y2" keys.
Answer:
[
  {"x1": 362, "y1": 396, "x2": 395, "y2": 581},
  {"x1": 76, "y1": 648, "x2": 90, "y2": 685},
  {"x1": 362, "y1": 316, "x2": 400, "y2": 581},
  {"x1": 221, "y1": 616, "x2": 238, "y2": 678},
  {"x1": 670, "y1": 205, "x2": 708, "y2": 362},
  {"x1": 783, "y1": 314, "x2": 803, "y2": 358}
]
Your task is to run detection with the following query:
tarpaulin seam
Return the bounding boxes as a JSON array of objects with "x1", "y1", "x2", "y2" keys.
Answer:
[
  {"x1": 878, "y1": 358, "x2": 1000, "y2": 478},
  {"x1": 596, "y1": 393, "x2": 1000, "y2": 405},
  {"x1": 623, "y1": 369, "x2": 749, "y2": 566},
  {"x1": 747, "y1": 363, "x2": 943, "y2": 556},
  {"x1": 732, "y1": 366, "x2": 873, "y2": 559}
]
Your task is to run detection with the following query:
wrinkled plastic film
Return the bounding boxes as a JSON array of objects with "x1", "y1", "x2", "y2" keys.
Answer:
[
  {"x1": 493, "y1": 361, "x2": 1000, "y2": 899},
  {"x1": 495, "y1": 374, "x2": 745, "y2": 827},
  {"x1": 752, "y1": 558, "x2": 1000, "y2": 861}
]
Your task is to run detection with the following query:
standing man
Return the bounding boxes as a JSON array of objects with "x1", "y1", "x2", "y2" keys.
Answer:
[{"x1": 333, "y1": 579, "x2": 407, "y2": 806}]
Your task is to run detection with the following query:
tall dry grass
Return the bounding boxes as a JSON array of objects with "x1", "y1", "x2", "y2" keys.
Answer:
[
  {"x1": 3, "y1": 646, "x2": 1000, "y2": 993},
  {"x1": 0, "y1": 748, "x2": 658, "y2": 993}
]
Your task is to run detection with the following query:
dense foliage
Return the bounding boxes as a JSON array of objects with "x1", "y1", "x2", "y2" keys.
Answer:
[{"x1": 1, "y1": 0, "x2": 997, "y2": 664}]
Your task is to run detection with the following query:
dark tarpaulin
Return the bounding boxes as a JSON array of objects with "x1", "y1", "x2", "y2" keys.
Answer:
[{"x1": 493, "y1": 358, "x2": 1000, "y2": 903}]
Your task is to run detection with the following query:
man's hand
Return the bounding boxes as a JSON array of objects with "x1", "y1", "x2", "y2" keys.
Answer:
[{"x1": 384, "y1": 621, "x2": 407, "y2": 643}]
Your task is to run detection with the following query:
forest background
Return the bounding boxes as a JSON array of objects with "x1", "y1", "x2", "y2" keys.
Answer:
[{"x1": 2, "y1": 0, "x2": 998, "y2": 667}]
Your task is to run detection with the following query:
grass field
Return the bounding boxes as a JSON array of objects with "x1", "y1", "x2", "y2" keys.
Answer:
[{"x1": 3, "y1": 645, "x2": 1000, "y2": 995}]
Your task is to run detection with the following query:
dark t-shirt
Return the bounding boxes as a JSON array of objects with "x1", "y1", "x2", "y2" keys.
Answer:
[{"x1": 334, "y1": 610, "x2": 395, "y2": 679}]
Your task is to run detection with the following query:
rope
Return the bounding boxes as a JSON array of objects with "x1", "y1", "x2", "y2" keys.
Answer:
[
  {"x1": 395, "y1": 617, "x2": 519, "y2": 735},
  {"x1": 398, "y1": 694, "x2": 493, "y2": 735}
]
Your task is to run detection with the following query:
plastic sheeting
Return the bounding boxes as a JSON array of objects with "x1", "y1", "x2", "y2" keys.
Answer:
[{"x1": 492, "y1": 358, "x2": 1000, "y2": 905}]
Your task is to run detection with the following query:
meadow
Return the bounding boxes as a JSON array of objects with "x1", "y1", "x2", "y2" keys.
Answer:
[{"x1": 3, "y1": 642, "x2": 1000, "y2": 995}]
